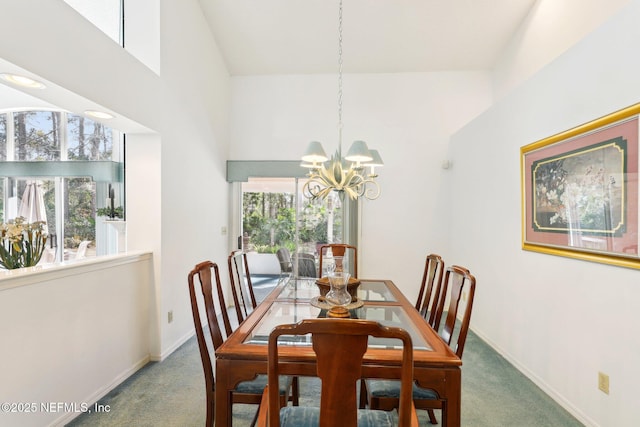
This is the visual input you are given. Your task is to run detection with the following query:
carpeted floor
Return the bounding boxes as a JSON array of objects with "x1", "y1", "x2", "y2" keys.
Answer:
[{"x1": 68, "y1": 275, "x2": 584, "y2": 427}]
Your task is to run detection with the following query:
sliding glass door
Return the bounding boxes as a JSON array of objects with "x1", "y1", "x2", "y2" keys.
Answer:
[
  {"x1": 227, "y1": 160, "x2": 359, "y2": 279},
  {"x1": 239, "y1": 177, "x2": 349, "y2": 277}
]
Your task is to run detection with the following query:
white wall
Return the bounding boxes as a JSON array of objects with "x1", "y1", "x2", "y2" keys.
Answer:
[
  {"x1": 447, "y1": 1, "x2": 640, "y2": 425},
  {"x1": 0, "y1": 0, "x2": 231, "y2": 388},
  {"x1": 125, "y1": 133, "x2": 163, "y2": 354},
  {"x1": 492, "y1": 0, "x2": 631, "y2": 99},
  {"x1": 156, "y1": 0, "x2": 231, "y2": 358},
  {"x1": 0, "y1": 254, "x2": 153, "y2": 427},
  {"x1": 230, "y1": 72, "x2": 493, "y2": 298}
]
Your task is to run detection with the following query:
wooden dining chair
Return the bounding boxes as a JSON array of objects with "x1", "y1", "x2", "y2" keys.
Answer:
[
  {"x1": 414, "y1": 254, "x2": 445, "y2": 328},
  {"x1": 188, "y1": 260, "x2": 297, "y2": 427},
  {"x1": 228, "y1": 250, "x2": 258, "y2": 324},
  {"x1": 363, "y1": 265, "x2": 476, "y2": 425},
  {"x1": 295, "y1": 252, "x2": 318, "y2": 278},
  {"x1": 358, "y1": 254, "x2": 444, "y2": 412},
  {"x1": 318, "y1": 243, "x2": 358, "y2": 278},
  {"x1": 257, "y1": 318, "x2": 419, "y2": 427},
  {"x1": 276, "y1": 247, "x2": 293, "y2": 284},
  {"x1": 277, "y1": 248, "x2": 317, "y2": 279},
  {"x1": 228, "y1": 251, "x2": 302, "y2": 406}
]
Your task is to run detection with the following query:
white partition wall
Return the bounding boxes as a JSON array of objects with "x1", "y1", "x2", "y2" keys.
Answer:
[{"x1": 0, "y1": 254, "x2": 153, "y2": 427}]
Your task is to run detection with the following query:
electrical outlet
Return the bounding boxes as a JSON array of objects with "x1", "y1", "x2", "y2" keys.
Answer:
[
  {"x1": 168, "y1": 310, "x2": 174, "y2": 323},
  {"x1": 598, "y1": 372, "x2": 609, "y2": 394}
]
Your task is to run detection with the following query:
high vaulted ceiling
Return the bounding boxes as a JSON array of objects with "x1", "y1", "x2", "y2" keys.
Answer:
[
  {"x1": 199, "y1": 0, "x2": 537, "y2": 75},
  {"x1": 0, "y1": 1, "x2": 537, "y2": 120}
]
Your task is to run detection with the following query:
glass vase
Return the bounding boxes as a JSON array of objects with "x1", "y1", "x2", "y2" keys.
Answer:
[{"x1": 326, "y1": 271, "x2": 351, "y2": 306}]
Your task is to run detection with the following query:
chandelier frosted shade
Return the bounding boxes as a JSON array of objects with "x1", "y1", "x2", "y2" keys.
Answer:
[
  {"x1": 302, "y1": 141, "x2": 329, "y2": 164},
  {"x1": 345, "y1": 140, "x2": 373, "y2": 164}
]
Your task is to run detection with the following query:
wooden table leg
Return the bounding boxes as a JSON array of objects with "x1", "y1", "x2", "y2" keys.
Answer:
[
  {"x1": 215, "y1": 359, "x2": 232, "y2": 427},
  {"x1": 441, "y1": 367, "x2": 461, "y2": 426}
]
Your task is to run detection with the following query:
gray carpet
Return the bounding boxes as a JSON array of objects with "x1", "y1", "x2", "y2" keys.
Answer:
[{"x1": 68, "y1": 276, "x2": 584, "y2": 427}]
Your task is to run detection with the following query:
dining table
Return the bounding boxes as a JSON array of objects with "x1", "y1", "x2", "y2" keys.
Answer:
[{"x1": 214, "y1": 276, "x2": 462, "y2": 426}]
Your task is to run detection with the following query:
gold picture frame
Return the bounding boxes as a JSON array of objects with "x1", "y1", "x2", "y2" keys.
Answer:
[{"x1": 521, "y1": 103, "x2": 640, "y2": 269}]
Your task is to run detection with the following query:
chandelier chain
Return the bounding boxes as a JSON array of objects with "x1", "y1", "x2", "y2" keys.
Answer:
[{"x1": 301, "y1": 0, "x2": 382, "y2": 201}]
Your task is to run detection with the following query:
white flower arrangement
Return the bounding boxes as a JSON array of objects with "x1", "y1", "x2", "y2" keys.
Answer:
[{"x1": 0, "y1": 216, "x2": 48, "y2": 269}]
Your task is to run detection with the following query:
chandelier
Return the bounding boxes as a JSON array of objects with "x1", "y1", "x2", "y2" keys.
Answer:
[{"x1": 301, "y1": 0, "x2": 383, "y2": 201}]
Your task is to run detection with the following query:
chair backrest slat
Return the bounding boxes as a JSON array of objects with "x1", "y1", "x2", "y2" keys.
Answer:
[
  {"x1": 414, "y1": 253, "x2": 445, "y2": 328},
  {"x1": 228, "y1": 250, "x2": 258, "y2": 324},
  {"x1": 433, "y1": 265, "x2": 476, "y2": 358}
]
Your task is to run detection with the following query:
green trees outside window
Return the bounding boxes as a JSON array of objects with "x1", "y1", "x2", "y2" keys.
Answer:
[
  {"x1": 0, "y1": 110, "x2": 122, "y2": 262},
  {"x1": 242, "y1": 190, "x2": 342, "y2": 254}
]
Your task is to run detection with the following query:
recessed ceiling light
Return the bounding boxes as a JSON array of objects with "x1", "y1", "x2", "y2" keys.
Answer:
[
  {"x1": 0, "y1": 73, "x2": 46, "y2": 89},
  {"x1": 84, "y1": 110, "x2": 114, "y2": 120}
]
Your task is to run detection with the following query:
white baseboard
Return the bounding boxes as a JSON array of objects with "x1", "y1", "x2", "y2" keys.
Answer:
[
  {"x1": 51, "y1": 329, "x2": 196, "y2": 426},
  {"x1": 152, "y1": 329, "x2": 196, "y2": 362},
  {"x1": 49, "y1": 354, "x2": 150, "y2": 427},
  {"x1": 469, "y1": 325, "x2": 597, "y2": 427}
]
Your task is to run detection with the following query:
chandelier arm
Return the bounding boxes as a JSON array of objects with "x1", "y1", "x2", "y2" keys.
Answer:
[
  {"x1": 303, "y1": 176, "x2": 325, "y2": 199},
  {"x1": 362, "y1": 179, "x2": 381, "y2": 200},
  {"x1": 345, "y1": 172, "x2": 380, "y2": 200}
]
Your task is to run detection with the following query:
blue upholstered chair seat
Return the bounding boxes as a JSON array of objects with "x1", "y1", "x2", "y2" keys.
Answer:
[
  {"x1": 366, "y1": 379, "x2": 438, "y2": 400},
  {"x1": 279, "y1": 406, "x2": 400, "y2": 427},
  {"x1": 234, "y1": 375, "x2": 290, "y2": 395}
]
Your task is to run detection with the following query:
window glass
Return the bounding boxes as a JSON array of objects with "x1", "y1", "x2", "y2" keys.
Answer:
[
  {"x1": 241, "y1": 177, "x2": 343, "y2": 256},
  {"x1": 64, "y1": 178, "x2": 96, "y2": 259},
  {"x1": 15, "y1": 179, "x2": 56, "y2": 262},
  {"x1": 232, "y1": 168, "x2": 358, "y2": 282},
  {"x1": 67, "y1": 116, "x2": 113, "y2": 160},
  {"x1": 298, "y1": 192, "x2": 343, "y2": 255},
  {"x1": 13, "y1": 111, "x2": 62, "y2": 161},
  {"x1": 0, "y1": 116, "x2": 5, "y2": 221},
  {"x1": 242, "y1": 180, "x2": 297, "y2": 253},
  {"x1": 0, "y1": 114, "x2": 6, "y2": 160},
  {"x1": 0, "y1": 178, "x2": 4, "y2": 223},
  {"x1": 1, "y1": 110, "x2": 123, "y2": 265}
]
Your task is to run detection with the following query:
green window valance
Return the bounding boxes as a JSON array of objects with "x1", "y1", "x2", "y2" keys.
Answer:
[{"x1": 0, "y1": 161, "x2": 124, "y2": 182}]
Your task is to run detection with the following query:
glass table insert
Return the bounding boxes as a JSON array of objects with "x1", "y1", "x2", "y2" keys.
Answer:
[
  {"x1": 244, "y1": 300, "x2": 431, "y2": 350},
  {"x1": 277, "y1": 277, "x2": 397, "y2": 303}
]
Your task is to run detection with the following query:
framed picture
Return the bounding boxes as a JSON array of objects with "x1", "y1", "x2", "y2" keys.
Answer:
[{"x1": 521, "y1": 103, "x2": 640, "y2": 269}]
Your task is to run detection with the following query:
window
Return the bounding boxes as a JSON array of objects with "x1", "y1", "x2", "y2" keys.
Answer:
[
  {"x1": 0, "y1": 114, "x2": 5, "y2": 221},
  {"x1": 0, "y1": 113, "x2": 6, "y2": 161},
  {"x1": 238, "y1": 177, "x2": 360, "y2": 278},
  {"x1": 0, "y1": 110, "x2": 124, "y2": 263},
  {"x1": 67, "y1": 113, "x2": 114, "y2": 160},
  {"x1": 13, "y1": 111, "x2": 62, "y2": 161},
  {"x1": 241, "y1": 178, "x2": 344, "y2": 256},
  {"x1": 227, "y1": 161, "x2": 359, "y2": 277}
]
